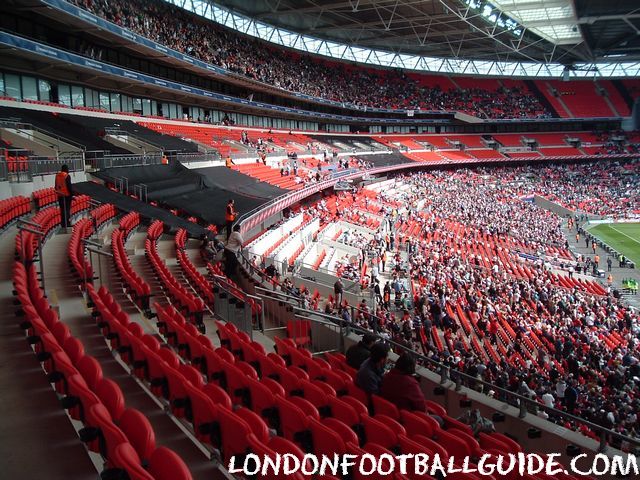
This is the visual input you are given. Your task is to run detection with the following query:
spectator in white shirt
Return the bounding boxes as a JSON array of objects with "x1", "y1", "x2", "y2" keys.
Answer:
[
  {"x1": 226, "y1": 225, "x2": 244, "y2": 253},
  {"x1": 224, "y1": 225, "x2": 244, "y2": 275},
  {"x1": 542, "y1": 390, "x2": 556, "y2": 409}
]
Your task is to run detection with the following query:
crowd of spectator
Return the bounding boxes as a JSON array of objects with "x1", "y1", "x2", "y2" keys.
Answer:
[
  {"x1": 486, "y1": 160, "x2": 639, "y2": 218},
  {"x1": 387, "y1": 171, "x2": 638, "y2": 444},
  {"x1": 260, "y1": 163, "x2": 639, "y2": 445},
  {"x1": 69, "y1": 0, "x2": 551, "y2": 119}
]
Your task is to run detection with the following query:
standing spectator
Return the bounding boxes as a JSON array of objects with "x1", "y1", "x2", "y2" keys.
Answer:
[
  {"x1": 224, "y1": 225, "x2": 243, "y2": 276},
  {"x1": 565, "y1": 381, "x2": 579, "y2": 413},
  {"x1": 54, "y1": 164, "x2": 73, "y2": 232},
  {"x1": 607, "y1": 257, "x2": 612, "y2": 272},
  {"x1": 225, "y1": 199, "x2": 237, "y2": 240},
  {"x1": 334, "y1": 278, "x2": 344, "y2": 307}
]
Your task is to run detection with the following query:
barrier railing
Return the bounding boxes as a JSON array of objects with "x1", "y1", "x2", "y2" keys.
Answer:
[
  {"x1": 86, "y1": 153, "x2": 163, "y2": 170},
  {"x1": 7, "y1": 156, "x2": 84, "y2": 182},
  {"x1": 0, "y1": 118, "x2": 87, "y2": 152},
  {"x1": 0, "y1": 157, "x2": 7, "y2": 180},
  {"x1": 210, "y1": 272, "x2": 262, "y2": 340},
  {"x1": 171, "y1": 151, "x2": 221, "y2": 164}
]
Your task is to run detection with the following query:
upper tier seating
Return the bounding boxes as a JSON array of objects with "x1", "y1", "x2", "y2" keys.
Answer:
[
  {"x1": 540, "y1": 81, "x2": 616, "y2": 118},
  {"x1": 231, "y1": 164, "x2": 303, "y2": 190},
  {"x1": 68, "y1": 0, "x2": 558, "y2": 119}
]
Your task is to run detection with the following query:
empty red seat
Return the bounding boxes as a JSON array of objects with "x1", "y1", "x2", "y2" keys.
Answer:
[
  {"x1": 148, "y1": 446, "x2": 194, "y2": 480},
  {"x1": 111, "y1": 443, "x2": 155, "y2": 480},
  {"x1": 95, "y1": 378, "x2": 125, "y2": 421},
  {"x1": 119, "y1": 409, "x2": 156, "y2": 462}
]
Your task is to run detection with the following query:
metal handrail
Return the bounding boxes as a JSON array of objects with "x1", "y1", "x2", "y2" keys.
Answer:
[
  {"x1": 103, "y1": 127, "x2": 164, "y2": 150},
  {"x1": 0, "y1": 119, "x2": 87, "y2": 151},
  {"x1": 17, "y1": 223, "x2": 46, "y2": 294},
  {"x1": 211, "y1": 273, "x2": 248, "y2": 305}
]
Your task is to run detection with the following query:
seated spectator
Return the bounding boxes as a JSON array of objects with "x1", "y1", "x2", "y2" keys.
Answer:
[
  {"x1": 346, "y1": 334, "x2": 377, "y2": 369},
  {"x1": 380, "y1": 353, "x2": 425, "y2": 411},
  {"x1": 70, "y1": 0, "x2": 552, "y2": 120},
  {"x1": 355, "y1": 342, "x2": 389, "y2": 395}
]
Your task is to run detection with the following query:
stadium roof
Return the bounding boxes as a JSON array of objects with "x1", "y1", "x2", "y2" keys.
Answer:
[{"x1": 168, "y1": 0, "x2": 640, "y2": 77}]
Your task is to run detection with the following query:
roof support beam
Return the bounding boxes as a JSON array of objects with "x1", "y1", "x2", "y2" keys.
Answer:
[{"x1": 577, "y1": 12, "x2": 640, "y2": 25}]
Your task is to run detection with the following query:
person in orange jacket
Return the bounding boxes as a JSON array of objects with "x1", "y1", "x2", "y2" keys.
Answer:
[{"x1": 54, "y1": 164, "x2": 73, "y2": 231}]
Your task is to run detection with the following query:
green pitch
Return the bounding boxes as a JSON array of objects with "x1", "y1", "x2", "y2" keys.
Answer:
[{"x1": 586, "y1": 222, "x2": 640, "y2": 266}]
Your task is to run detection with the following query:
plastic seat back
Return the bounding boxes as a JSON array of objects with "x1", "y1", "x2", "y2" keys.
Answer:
[
  {"x1": 111, "y1": 442, "x2": 155, "y2": 480},
  {"x1": 148, "y1": 447, "x2": 193, "y2": 480},
  {"x1": 361, "y1": 413, "x2": 398, "y2": 450},
  {"x1": 119, "y1": 409, "x2": 156, "y2": 461},
  {"x1": 86, "y1": 403, "x2": 128, "y2": 462},
  {"x1": 307, "y1": 417, "x2": 348, "y2": 457},
  {"x1": 62, "y1": 336, "x2": 85, "y2": 364},
  {"x1": 371, "y1": 394, "x2": 400, "y2": 419},
  {"x1": 77, "y1": 355, "x2": 103, "y2": 390},
  {"x1": 95, "y1": 378, "x2": 125, "y2": 421}
]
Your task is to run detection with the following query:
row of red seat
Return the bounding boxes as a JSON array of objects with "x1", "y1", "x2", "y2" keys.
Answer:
[
  {"x1": 32, "y1": 188, "x2": 57, "y2": 209},
  {"x1": 68, "y1": 203, "x2": 119, "y2": 282},
  {"x1": 152, "y1": 304, "x2": 354, "y2": 479},
  {"x1": 15, "y1": 196, "x2": 90, "y2": 262},
  {"x1": 174, "y1": 228, "x2": 214, "y2": 307},
  {"x1": 90, "y1": 203, "x2": 118, "y2": 227},
  {"x1": 5, "y1": 154, "x2": 30, "y2": 172},
  {"x1": 151, "y1": 296, "x2": 537, "y2": 480},
  {"x1": 84, "y1": 282, "x2": 193, "y2": 480},
  {"x1": 0, "y1": 195, "x2": 30, "y2": 229},
  {"x1": 145, "y1": 221, "x2": 204, "y2": 325},
  {"x1": 209, "y1": 315, "x2": 566, "y2": 480},
  {"x1": 111, "y1": 211, "x2": 152, "y2": 310},
  {"x1": 283, "y1": 336, "x2": 593, "y2": 480},
  {"x1": 11, "y1": 205, "x2": 189, "y2": 480},
  {"x1": 68, "y1": 218, "x2": 94, "y2": 281}
]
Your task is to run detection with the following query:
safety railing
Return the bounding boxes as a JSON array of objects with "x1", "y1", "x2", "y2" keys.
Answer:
[
  {"x1": 103, "y1": 127, "x2": 164, "y2": 152},
  {"x1": 86, "y1": 152, "x2": 163, "y2": 170},
  {"x1": 8, "y1": 156, "x2": 84, "y2": 182},
  {"x1": 209, "y1": 272, "x2": 262, "y2": 340},
  {"x1": 171, "y1": 151, "x2": 221, "y2": 164},
  {"x1": 0, "y1": 118, "x2": 87, "y2": 152},
  {"x1": 0, "y1": 158, "x2": 7, "y2": 181},
  {"x1": 133, "y1": 184, "x2": 148, "y2": 203},
  {"x1": 16, "y1": 220, "x2": 46, "y2": 294}
]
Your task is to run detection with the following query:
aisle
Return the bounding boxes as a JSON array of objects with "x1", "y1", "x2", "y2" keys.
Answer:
[
  {"x1": 0, "y1": 227, "x2": 97, "y2": 480},
  {"x1": 43, "y1": 230, "x2": 226, "y2": 480}
]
